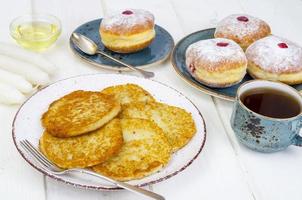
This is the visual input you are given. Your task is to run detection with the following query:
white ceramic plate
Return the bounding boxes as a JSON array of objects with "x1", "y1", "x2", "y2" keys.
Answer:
[{"x1": 12, "y1": 74, "x2": 206, "y2": 190}]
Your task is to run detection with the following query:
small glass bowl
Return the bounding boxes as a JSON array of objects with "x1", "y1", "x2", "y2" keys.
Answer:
[{"x1": 9, "y1": 13, "x2": 62, "y2": 51}]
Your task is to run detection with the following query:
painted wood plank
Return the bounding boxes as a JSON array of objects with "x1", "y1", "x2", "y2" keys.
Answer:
[
  {"x1": 170, "y1": 0, "x2": 244, "y2": 32},
  {"x1": 31, "y1": 0, "x2": 114, "y2": 80},
  {"x1": 0, "y1": 0, "x2": 46, "y2": 199},
  {"x1": 46, "y1": 177, "x2": 154, "y2": 200},
  {"x1": 102, "y1": 0, "x2": 254, "y2": 199},
  {"x1": 32, "y1": 0, "x2": 153, "y2": 199},
  {"x1": 6, "y1": 0, "x2": 302, "y2": 200},
  {"x1": 35, "y1": 0, "x2": 254, "y2": 199},
  {"x1": 31, "y1": 0, "x2": 104, "y2": 199},
  {"x1": 216, "y1": 0, "x2": 302, "y2": 199},
  {"x1": 166, "y1": 1, "x2": 261, "y2": 198}
]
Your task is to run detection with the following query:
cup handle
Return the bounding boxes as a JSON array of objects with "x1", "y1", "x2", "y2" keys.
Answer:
[
  {"x1": 293, "y1": 135, "x2": 302, "y2": 146},
  {"x1": 293, "y1": 120, "x2": 302, "y2": 146}
]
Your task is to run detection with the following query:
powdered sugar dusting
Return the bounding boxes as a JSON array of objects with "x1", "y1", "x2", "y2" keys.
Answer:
[
  {"x1": 246, "y1": 35, "x2": 302, "y2": 73},
  {"x1": 186, "y1": 38, "x2": 246, "y2": 71},
  {"x1": 215, "y1": 14, "x2": 267, "y2": 39},
  {"x1": 101, "y1": 9, "x2": 154, "y2": 31}
]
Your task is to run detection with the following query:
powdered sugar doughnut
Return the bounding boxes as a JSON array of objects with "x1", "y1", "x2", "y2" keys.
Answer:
[
  {"x1": 100, "y1": 9, "x2": 155, "y2": 53},
  {"x1": 186, "y1": 38, "x2": 247, "y2": 88},
  {"x1": 246, "y1": 35, "x2": 302, "y2": 85},
  {"x1": 214, "y1": 14, "x2": 271, "y2": 50}
]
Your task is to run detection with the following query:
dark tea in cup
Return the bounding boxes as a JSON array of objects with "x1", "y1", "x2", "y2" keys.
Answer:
[{"x1": 240, "y1": 88, "x2": 301, "y2": 119}]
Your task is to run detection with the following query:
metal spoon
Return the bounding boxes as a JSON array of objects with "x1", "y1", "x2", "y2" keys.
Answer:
[{"x1": 71, "y1": 33, "x2": 155, "y2": 78}]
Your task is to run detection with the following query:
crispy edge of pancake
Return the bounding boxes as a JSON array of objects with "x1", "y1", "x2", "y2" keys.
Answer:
[
  {"x1": 101, "y1": 83, "x2": 155, "y2": 105},
  {"x1": 39, "y1": 119, "x2": 123, "y2": 169},
  {"x1": 92, "y1": 118, "x2": 172, "y2": 181},
  {"x1": 41, "y1": 90, "x2": 121, "y2": 137},
  {"x1": 120, "y1": 101, "x2": 196, "y2": 152}
]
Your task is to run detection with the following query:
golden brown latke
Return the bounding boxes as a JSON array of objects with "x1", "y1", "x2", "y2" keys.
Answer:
[
  {"x1": 41, "y1": 90, "x2": 121, "y2": 137},
  {"x1": 120, "y1": 102, "x2": 196, "y2": 152},
  {"x1": 39, "y1": 119, "x2": 123, "y2": 169},
  {"x1": 92, "y1": 118, "x2": 171, "y2": 181},
  {"x1": 101, "y1": 84, "x2": 155, "y2": 105}
]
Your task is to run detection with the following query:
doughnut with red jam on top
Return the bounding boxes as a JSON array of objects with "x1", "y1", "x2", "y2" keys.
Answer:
[
  {"x1": 215, "y1": 14, "x2": 271, "y2": 50},
  {"x1": 100, "y1": 9, "x2": 155, "y2": 53},
  {"x1": 246, "y1": 35, "x2": 302, "y2": 85},
  {"x1": 185, "y1": 38, "x2": 247, "y2": 88}
]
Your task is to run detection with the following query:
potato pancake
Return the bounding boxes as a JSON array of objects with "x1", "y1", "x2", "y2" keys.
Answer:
[
  {"x1": 120, "y1": 102, "x2": 196, "y2": 152},
  {"x1": 40, "y1": 119, "x2": 123, "y2": 169},
  {"x1": 92, "y1": 118, "x2": 171, "y2": 181},
  {"x1": 41, "y1": 90, "x2": 121, "y2": 137}
]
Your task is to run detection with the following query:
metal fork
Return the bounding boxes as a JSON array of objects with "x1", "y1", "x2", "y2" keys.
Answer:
[{"x1": 20, "y1": 139, "x2": 165, "y2": 200}]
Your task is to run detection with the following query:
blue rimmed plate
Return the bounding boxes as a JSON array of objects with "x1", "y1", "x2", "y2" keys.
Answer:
[
  {"x1": 70, "y1": 19, "x2": 174, "y2": 71},
  {"x1": 172, "y1": 28, "x2": 302, "y2": 101}
]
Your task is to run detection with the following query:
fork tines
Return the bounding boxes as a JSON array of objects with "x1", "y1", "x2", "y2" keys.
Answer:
[{"x1": 20, "y1": 139, "x2": 59, "y2": 171}]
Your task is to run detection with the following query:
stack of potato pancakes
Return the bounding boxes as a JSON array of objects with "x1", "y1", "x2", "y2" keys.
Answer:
[{"x1": 40, "y1": 84, "x2": 196, "y2": 181}]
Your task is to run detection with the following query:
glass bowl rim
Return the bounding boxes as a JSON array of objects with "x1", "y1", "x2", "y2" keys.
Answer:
[{"x1": 9, "y1": 13, "x2": 62, "y2": 42}]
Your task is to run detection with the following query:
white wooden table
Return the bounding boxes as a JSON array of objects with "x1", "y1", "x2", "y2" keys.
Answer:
[{"x1": 1, "y1": 0, "x2": 301, "y2": 199}]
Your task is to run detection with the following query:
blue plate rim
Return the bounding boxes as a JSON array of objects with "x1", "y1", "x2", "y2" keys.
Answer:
[
  {"x1": 172, "y1": 28, "x2": 302, "y2": 101},
  {"x1": 69, "y1": 19, "x2": 175, "y2": 71}
]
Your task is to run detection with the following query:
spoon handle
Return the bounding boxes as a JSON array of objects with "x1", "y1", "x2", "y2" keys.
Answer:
[{"x1": 96, "y1": 50, "x2": 154, "y2": 78}]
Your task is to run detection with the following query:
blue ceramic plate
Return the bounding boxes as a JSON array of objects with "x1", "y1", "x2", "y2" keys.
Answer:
[
  {"x1": 70, "y1": 19, "x2": 174, "y2": 70},
  {"x1": 172, "y1": 28, "x2": 302, "y2": 101}
]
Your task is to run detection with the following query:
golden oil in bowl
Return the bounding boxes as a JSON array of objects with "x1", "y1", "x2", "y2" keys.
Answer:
[{"x1": 10, "y1": 14, "x2": 61, "y2": 51}]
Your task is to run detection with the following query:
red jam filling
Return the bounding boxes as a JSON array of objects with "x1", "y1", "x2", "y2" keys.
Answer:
[
  {"x1": 216, "y1": 42, "x2": 229, "y2": 47},
  {"x1": 237, "y1": 16, "x2": 249, "y2": 22},
  {"x1": 189, "y1": 64, "x2": 196, "y2": 73},
  {"x1": 278, "y1": 43, "x2": 288, "y2": 48},
  {"x1": 122, "y1": 10, "x2": 133, "y2": 15}
]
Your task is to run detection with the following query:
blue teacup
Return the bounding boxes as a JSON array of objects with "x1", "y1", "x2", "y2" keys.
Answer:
[{"x1": 231, "y1": 80, "x2": 302, "y2": 152}]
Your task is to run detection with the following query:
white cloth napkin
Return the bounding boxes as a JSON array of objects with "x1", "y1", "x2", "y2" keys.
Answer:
[{"x1": 0, "y1": 43, "x2": 56, "y2": 105}]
